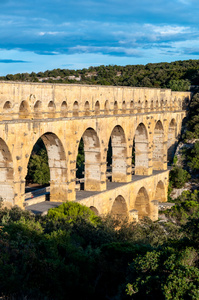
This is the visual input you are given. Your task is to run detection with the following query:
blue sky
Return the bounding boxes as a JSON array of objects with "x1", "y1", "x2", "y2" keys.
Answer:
[{"x1": 1, "y1": 0, "x2": 199, "y2": 75}]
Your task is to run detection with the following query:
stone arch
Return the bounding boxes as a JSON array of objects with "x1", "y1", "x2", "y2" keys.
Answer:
[
  {"x1": 84, "y1": 101, "x2": 90, "y2": 116},
  {"x1": 27, "y1": 132, "x2": 68, "y2": 202},
  {"x1": 104, "y1": 100, "x2": 109, "y2": 115},
  {"x1": 73, "y1": 101, "x2": 79, "y2": 116},
  {"x1": 135, "y1": 187, "x2": 150, "y2": 219},
  {"x1": 113, "y1": 101, "x2": 118, "y2": 114},
  {"x1": 90, "y1": 206, "x2": 99, "y2": 216},
  {"x1": 153, "y1": 120, "x2": 164, "y2": 170},
  {"x1": 167, "y1": 118, "x2": 177, "y2": 163},
  {"x1": 111, "y1": 195, "x2": 128, "y2": 220},
  {"x1": 95, "y1": 101, "x2": 100, "y2": 115},
  {"x1": 109, "y1": 125, "x2": 127, "y2": 182},
  {"x1": 122, "y1": 101, "x2": 126, "y2": 113},
  {"x1": 134, "y1": 123, "x2": 149, "y2": 175},
  {"x1": 145, "y1": 100, "x2": 148, "y2": 112},
  {"x1": 155, "y1": 100, "x2": 159, "y2": 111},
  {"x1": 61, "y1": 101, "x2": 67, "y2": 116},
  {"x1": 34, "y1": 100, "x2": 42, "y2": 112},
  {"x1": 160, "y1": 99, "x2": 164, "y2": 110},
  {"x1": 48, "y1": 101, "x2": 56, "y2": 111},
  {"x1": 154, "y1": 180, "x2": 166, "y2": 202},
  {"x1": 130, "y1": 100, "x2": 134, "y2": 113},
  {"x1": 80, "y1": 127, "x2": 102, "y2": 191},
  {"x1": 0, "y1": 138, "x2": 14, "y2": 205},
  {"x1": 3, "y1": 101, "x2": 12, "y2": 110},
  {"x1": 150, "y1": 100, "x2": 154, "y2": 111},
  {"x1": 137, "y1": 100, "x2": 142, "y2": 113},
  {"x1": 19, "y1": 100, "x2": 30, "y2": 118}
]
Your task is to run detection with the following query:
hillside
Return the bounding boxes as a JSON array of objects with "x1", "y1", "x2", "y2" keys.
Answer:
[{"x1": 2, "y1": 59, "x2": 199, "y2": 91}]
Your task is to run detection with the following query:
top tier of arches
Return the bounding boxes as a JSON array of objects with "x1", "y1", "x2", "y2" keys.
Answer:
[{"x1": 0, "y1": 82, "x2": 191, "y2": 120}]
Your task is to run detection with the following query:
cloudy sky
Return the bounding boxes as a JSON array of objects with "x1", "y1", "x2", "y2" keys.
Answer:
[{"x1": 1, "y1": 0, "x2": 199, "y2": 75}]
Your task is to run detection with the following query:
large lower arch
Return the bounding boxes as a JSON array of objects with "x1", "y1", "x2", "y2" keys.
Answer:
[
  {"x1": 135, "y1": 187, "x2": 150, "y2": 219},
  {"x1": 109, "y1": 125, "x2": 128, "y2": 182},
  {"x1": 153, "y1": 120, "x2": 164, "y2": 170},
  {"x1": 0, "y1": 138, "x2": 14, "y2": 206},
  {"x1": 80, "y1": 127, "x2": 104, "y2": 191},
  {"x1": 27, "y1": 132, "x2": 68, "y2": 202},
  {"x1": 111, "y1": 195, "x2": 129, "y2": 220},
  {"x1": 167, "y1": 119, "x2": 177, "y2": 163},
  {"x1": 134, "y1": 123, "x2": 149, "y2": 175},
  {"x1": 154, "y1": 181, "x2": 166, "y2": 202}
]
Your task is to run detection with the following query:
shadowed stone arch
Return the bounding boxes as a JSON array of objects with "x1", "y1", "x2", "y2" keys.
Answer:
[
  {"x1": 134, "y1": 123, "x2": 149, "y2": 175},
  {"x1": 135, "y1": 187, "x2": 150, "y2": 219},
  {"x1": 150, "y1": 100, "x2": 154, "y2": 110},
  {"x1": 30, "y1": 132, "x2": 68, "y2": 202},
  {"x1": 113, "y1": 101, "x2": 118, "y2": 114},
  {"x1": 34, "y1": 100, "x2": 42, "y2": 112},
  {"x1": 130, "y1": 100, "x2": 134, "y2": 113},
  {"x1": 61, "y1": 101, "x2": 67, "y2": 117},
  {"x1": 104, "y1": 100, "x2": 109, "y2": 115},
  {"x1": 153, "y1": 120, "x2": 164, "y2": 170},
  {"x1": 155, "y1": 100, "x2": 159, "y2": 111},
  {"x1": 48, "y1": 101, "x2": 56, "y2": 111},
  {"x1": 111, "y1": 195, "x2": 128, "y2": 220},
  {"x1": 122, "y1": 101, "x2": 126, "y2": 113},
  {"x1": 154, "y1": 180, "x2": 166, "y2": 202},
  {"x1": 84, "y1": 101, "x2": 90, "y2": 116},
  {"x1": 90, "y1": 206, "x2": 99, "y2": 215},
  {"x1": 73, "y1": 101, "x2": 79, "y2": 116},
  {"x1": 109, "y1": 125, "x2": 128, "y2": 182},
  {"x1": 0, "y1": 138, "x2": 14, "y2": 205},
  {"x1": 145, "y1": 100, "x2": 148, "y2": 112},
  {"x1": 19, "y1": 100, "x2": 30, "y2": 118},
  {"x1": 95, "y1": 101, "x2": 100, "y2": 115},
  {"x1": 137, "y1": 100, "x2": 142, "y2": 113},
  {"x1": 160, "y1": 99, "x2": 164, "y2": 110},
  {"x1": 3, "y1": 101, "x2": 12, "y2": 111},
  {"x1": 81, "y1": 127, "x2": 103, "y2": 191},
  {"x1": 167, "y1": 119, "x2": 177, "y2": 163}
]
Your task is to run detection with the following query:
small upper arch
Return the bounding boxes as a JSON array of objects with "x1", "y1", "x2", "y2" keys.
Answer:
[
  {"x1": 48, "y1": 101, "x2": 56, "y2": 111},
  {"x1": 34, "y1": 100, "x2": 42, "y2": 112},
  {"x1": 95, "y1": 101, "x2": 100, "y2": 115},
  {"x1": 3, "y1": 101, "x2": 12, "y2": 111},
  {"x1": 73, "y1": 101, "x2": 79, "y2": 116}
]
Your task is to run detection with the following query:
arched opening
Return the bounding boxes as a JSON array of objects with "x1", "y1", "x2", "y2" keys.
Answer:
[
  {"x1": 155, "y1": 100, "x2": 159, "y2": 111},
  {"x1": 3, "y1": 101, "x2": 12, "y2": 111},
  {"x1": 104, "y1": 100, "x2": 109, "y2": 115},
  {"x1": 34, "y1": 100, "x2": 42, "y2": 112},
  {"x1": 153, "y1": 120, "x2": 164, "y2": 170},
  {"x1": 154, "y1": 181, "x2": 166, "y2": 202},
  {"x1": 107, "y1": 125, "x2": 127, "y2": 182},
  {"x1": 165, "y1": 100, "x2": 168, "y2": 110},
  {"x1": 135, "y1": 187, "x2": 150, "y2": 219},
  {"x1": 111, "y1": 195, "x2": 128, "y2": 220},
  {"x1": 150, "y1": 100, "x2": 154, "y2": 111},
  {"x1": 84, "y1": 101, "x2": 90, "y2": 116},
  {"x1": 0, "y1": 138, "x2": 14, "y2": 205},
  {"x1": 137, "y1": 100, "x2": 142, "y2": 113},
  {"x1": 134, "y1": 123, "x2": 149, "y2": 175},
  {"x1": 95, "y1": 101, "x2": 100, "y2": 115},
  {"x1": 76, "y1": 128, "x2": 102, "y2": 191},
  {"x1": 48, "y1": 101, "x2": 56, "y2": 117},
  {"x1": 130, "y1": 101, "x2": 134, "y2": 113},
  {"x1": 19, "y1": 100, "x2": 30, "y2": 118},
  {"x1": 34, "y1": 100, "x2": 42, "y2": 118},
  {"x1": 90, "y1": 206, "x2": 99, "y2": 216},
  {"x1": 61, "y1": 101, "x2": 67, "y2": 117},
  {"x1": 73, "y1": 101, "x2": 79, "y2": 116},
  {"x1": 113, "y1": 101, "x2": 118, "y2": 114},
  {"x1": 122, "y1": 101, "x2": 126, "y2": 113},
  {"x1": 160, "y1": 99, "x2": 164, "y2": 110},
  {"x1": 26, "y1": 133, "x2": 67, "y2": 202},
  {"x1": 167, "y1": 119, "x2": 177, "y2": 164},
  {"x1": 145, "y1": 100, "x2": 148, "y2": 112}
]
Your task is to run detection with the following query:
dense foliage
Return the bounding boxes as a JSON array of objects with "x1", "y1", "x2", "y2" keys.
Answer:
[{"x1": 2, "y1": 59, "x2": 199, "y2": 91}]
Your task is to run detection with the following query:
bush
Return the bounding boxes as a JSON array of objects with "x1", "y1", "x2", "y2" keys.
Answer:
[{"x1": 169, "y1": 166, "x2": 190, "y2": 188}]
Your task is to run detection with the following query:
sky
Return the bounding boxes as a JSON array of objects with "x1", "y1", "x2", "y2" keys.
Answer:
[{"x1": 1, "y1": 0, "x2": 199, "y2": 75}]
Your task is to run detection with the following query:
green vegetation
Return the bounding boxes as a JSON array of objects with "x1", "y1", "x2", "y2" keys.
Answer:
[{"x1": 3, "y1": 59, "x2": 199, "y2": 91}]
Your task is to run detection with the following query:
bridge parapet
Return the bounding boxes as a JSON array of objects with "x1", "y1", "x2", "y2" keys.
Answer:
[{"x1": 0, "y1": 82, "x2": 191, "y2": 121}]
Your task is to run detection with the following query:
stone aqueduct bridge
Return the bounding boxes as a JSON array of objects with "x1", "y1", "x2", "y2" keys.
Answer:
[{"x1": 0, "y1": 82, "x2": 191, "y2": 221}]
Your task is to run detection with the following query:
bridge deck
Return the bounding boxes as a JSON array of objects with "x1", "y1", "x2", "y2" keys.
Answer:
[{"x1": 25, "y1": 170, "x2": 168, "y2": 215}]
